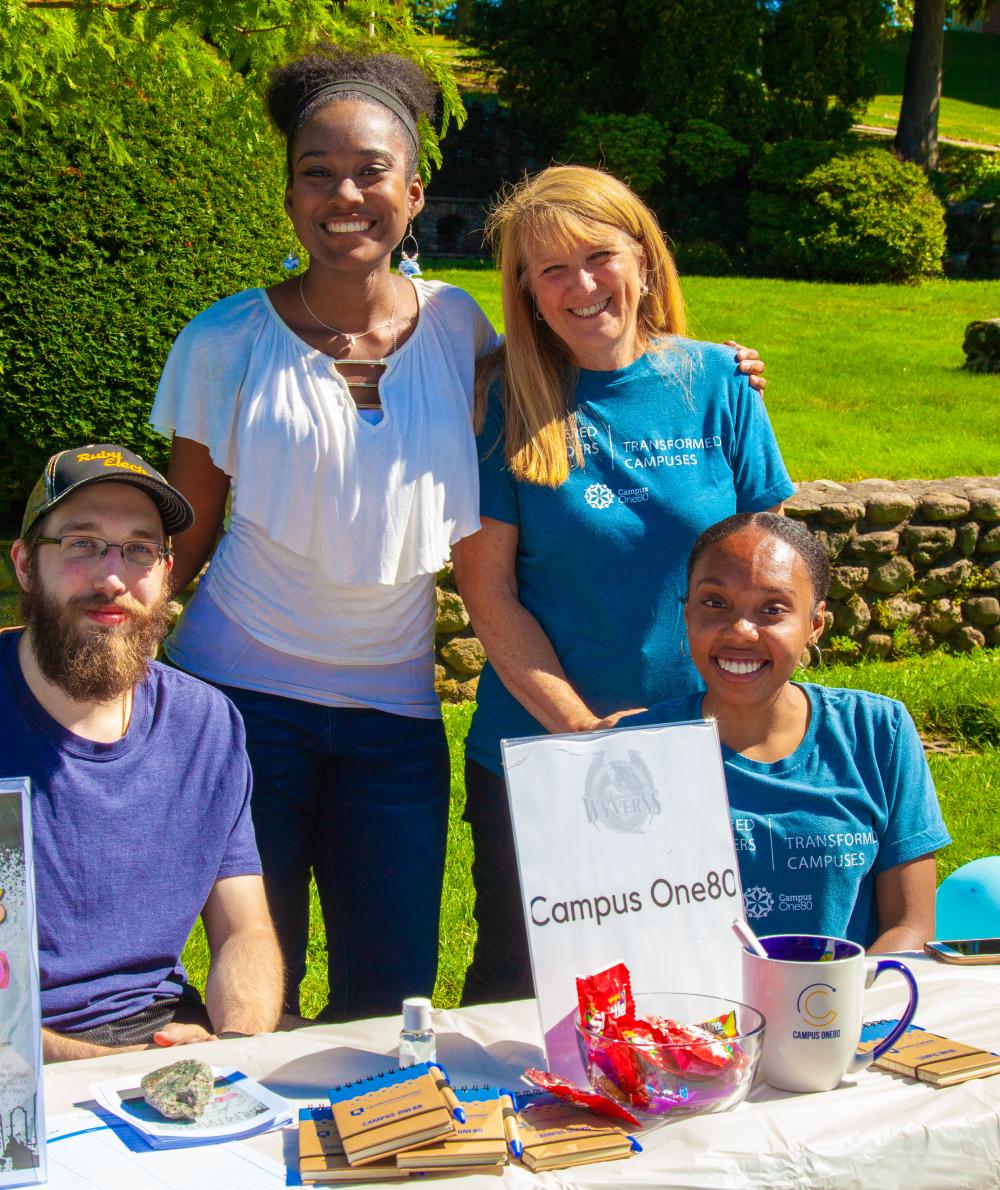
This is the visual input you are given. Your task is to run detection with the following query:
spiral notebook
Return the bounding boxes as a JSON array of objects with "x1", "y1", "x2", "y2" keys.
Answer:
[
  {"x1": 297, "y1": 1107, "x2": 410, "y2": 1183},
  {"x1": 515, "y1": 1100, "x2": 638, "y2": 1173},
  {"x1": 395, "y1": 1087, "x2": 507, "y2": 1170},
  {"x1": 327, "y1": 1063, "x2": 458, "y2": 1166}
]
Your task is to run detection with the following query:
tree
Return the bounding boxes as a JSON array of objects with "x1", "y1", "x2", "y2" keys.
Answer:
[
  {"x1": 893, "y1": 0, "x2": 992, "y2": 169},
  {"x1": 467, "y1": 0, "x2": 887, "y2": 153},
  {"x1": 1, "y1": 0, "x2": 464, "y2": 175}
]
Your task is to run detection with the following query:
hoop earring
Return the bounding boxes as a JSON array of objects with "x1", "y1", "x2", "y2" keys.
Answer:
[
  {"x1": 679, "y1": 634, "x2": 690, "y2": 658},
  {"x1": 281, "y1": 247, "x2": 300, "y2": 272},
  {"x1": 398, "y1": 221, "x2": 422, "y2": 277},
  {"x1": 535, "y1": 309, "x2": 545, "y2": 322},
  {"x1": 807, "y1": 642, "x2": 823, "y2": 668}
]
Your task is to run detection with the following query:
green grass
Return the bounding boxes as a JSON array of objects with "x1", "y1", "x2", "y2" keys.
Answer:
[
  {"x1": 183, "y1": 654, "x2": 1000, "y2": 1012},
  {"x1": 863, "y1": 29, "x2": 1000, "y2": 147},
  {"x1": 422, "y1": 264, "x2": 999, "y2": 482}
]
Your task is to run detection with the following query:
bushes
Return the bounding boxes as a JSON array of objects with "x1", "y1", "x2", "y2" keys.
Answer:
[
  {"x1": 0, "y1": 30, "x2": 291, "y2": 522},
  {"x1": 562, "y1": 113, "x2": 670, "y2": 195},
  {"x1": 749, "y1": 141, "x2": 946, "y2": 282}
]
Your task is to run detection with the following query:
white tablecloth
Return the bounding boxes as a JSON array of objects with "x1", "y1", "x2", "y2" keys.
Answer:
[{"x1": 43, "y1": 954, "x2": 1000, "y2": 1189}]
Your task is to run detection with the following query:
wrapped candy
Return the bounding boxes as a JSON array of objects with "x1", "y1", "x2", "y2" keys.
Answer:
[
  {"x1": 570, "y1": 962, "x2": 748, "y2": 1110},
  {"x1": 523, "y1": 1068, "x2": 642, "y2": 1127},
  {"x1": 576, "y1": 961, "x2": 634, "y2": 1034}
]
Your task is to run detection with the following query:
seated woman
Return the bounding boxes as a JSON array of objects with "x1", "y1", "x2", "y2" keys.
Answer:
[{"x1": 621, "y1": 512, "x2": 950, "y2": 952}]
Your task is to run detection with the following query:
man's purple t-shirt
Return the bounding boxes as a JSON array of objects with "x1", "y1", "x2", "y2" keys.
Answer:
[{"x1": 0, "y1": 629, "x2": 261, "y2": 1032}]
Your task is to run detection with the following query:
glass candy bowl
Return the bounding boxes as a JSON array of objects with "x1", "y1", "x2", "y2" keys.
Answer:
[{"x1": 574, "y1": 992, "x2": 765, "y2": 1125}]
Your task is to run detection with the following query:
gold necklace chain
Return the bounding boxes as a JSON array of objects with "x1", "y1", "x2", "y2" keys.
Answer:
[
  {"x1": 299, "y1": 277, "x2": 398, "y2": 357},
  {"x1": 121, "y1": 690, "x2": 130, "y2": 738}
]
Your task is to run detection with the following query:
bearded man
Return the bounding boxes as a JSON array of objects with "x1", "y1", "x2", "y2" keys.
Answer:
[{"x1": 2, "y1": 444, "x2": 283, "y2": 1060}]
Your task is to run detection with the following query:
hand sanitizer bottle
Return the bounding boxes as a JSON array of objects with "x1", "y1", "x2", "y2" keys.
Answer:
[{"x1": 399, "y1": 996, "x2": 436, "y2": 1067}]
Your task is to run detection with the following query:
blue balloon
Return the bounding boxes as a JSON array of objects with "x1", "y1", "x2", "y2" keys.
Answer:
[{"x1": 936, "y1": 857, "x2": 1000, "y2": 939}]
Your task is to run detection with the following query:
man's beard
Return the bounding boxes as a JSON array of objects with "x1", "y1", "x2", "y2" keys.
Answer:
[{"x1": 21, "y1": 572, "x2": 171, "y2": 703}]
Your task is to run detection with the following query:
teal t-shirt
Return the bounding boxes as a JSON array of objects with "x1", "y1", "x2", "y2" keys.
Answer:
[
  {"x1": 465, "y1": 339, "x2": 795, "y2": 774},
  {"x1": 621, "y1": 685, "x2": 951, "y2": 946}
]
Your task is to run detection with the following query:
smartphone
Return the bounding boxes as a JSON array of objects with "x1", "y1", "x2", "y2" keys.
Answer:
[{"x1": 924, "y1": 938, "x2": 1000, "y2": 964}]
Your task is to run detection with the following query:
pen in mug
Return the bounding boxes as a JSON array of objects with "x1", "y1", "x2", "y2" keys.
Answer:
[
  {"x1": 429, "y1": 1064, "x2": 467, "y2": 1124},
  {"x1": 500, "y1": 1093, "x2": 523, "y2": 1159}
]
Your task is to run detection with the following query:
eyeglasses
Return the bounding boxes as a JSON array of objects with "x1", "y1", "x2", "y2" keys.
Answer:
[{"x1": 36, "y1": 535, "x2": 172, "y2": 569}]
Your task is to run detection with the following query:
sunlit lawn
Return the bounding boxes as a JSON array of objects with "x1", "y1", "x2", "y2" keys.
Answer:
[
  {"x1": 863, "y1": 29, "x2": 1000, "y2": 147},
  {"x1": 425, "y1": 264, "x2": 1000, "y2": 483}
]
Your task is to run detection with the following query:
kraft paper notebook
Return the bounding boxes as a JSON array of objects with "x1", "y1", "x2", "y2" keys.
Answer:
[
  {"x1": 395, "y1": 1087, "x2": 507, "y2": 1170},
  {"x1": 861, "y1": 1020, "x2": 1000, "y2": 1086},
  {"x1": 515, "y1": 1101, "x2": 637, "y2": 1172},
  {"x1": 327, "y1": 1063, "x2": 457, "y2": 1166},
  {"x1": 297, "y1": 1107, "x2": 411, "y2": 1183}
]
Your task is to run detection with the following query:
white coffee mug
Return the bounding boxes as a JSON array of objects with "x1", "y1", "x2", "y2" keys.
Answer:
[{"x1": 742, "y1": 933, "x2": 918, "y2": 1093}]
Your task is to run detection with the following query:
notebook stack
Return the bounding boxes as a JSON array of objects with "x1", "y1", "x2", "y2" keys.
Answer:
[
  {"x1": 296, "y1": 1067, "x2": 642, "y2": 1183},
  {"x1": 297, "y1": 1062, "x2": 465, "y2": 1184},
  {"x1": 514, "y1": 1100, "x2": 640, "y2": 1173}
]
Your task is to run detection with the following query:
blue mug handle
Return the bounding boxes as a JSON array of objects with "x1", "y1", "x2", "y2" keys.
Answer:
[{"x1": 849, "y1": 958, "x2": 919, "y2": 1072}]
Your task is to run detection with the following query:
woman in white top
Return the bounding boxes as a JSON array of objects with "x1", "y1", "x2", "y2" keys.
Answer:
[{"x1": 151, "y1": 48, "x2": 498, "y2": 1021}]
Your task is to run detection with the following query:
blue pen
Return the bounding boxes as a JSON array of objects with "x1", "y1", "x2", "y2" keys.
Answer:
[
  {"x1": 500, "y1": 1093, "x2": 523, "y2": 1159},
  {"x1": 628, "y1": 1134, "x2": 643, "y2": 1153},
  {"x1": 429, "y1": 1064, "x2": 466, "y2": 1124}
]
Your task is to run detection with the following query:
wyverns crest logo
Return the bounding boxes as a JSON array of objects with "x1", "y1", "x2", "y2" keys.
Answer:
[
  {"x1": 583, "y1": 483, "x2": 615, "y2": 510},
  {"x1": 584, "y1": 751, "x2": 661, "y2": 834}
]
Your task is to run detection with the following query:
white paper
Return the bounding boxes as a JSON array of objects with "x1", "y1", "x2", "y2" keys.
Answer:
[
  {"x1": 0, "y1": 779, "x2": 45, "y2": 1187},
  {"x1": 502, "y1": 720, "x2": 744, "y2": 1081},
  {"x1": 92, "y1": 1067, "x2": 291, "y2": 1147},
  {"x1": 45, "y1": 1110, "x2": 286, "y2": 1188}
]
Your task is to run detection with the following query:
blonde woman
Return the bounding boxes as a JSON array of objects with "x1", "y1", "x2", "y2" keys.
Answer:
[{"x1": 452, "y1": 166, "x2": 794, "y2": 1005}]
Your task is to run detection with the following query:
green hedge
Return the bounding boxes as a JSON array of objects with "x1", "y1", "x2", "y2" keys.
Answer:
[
  {"x1": 0, "y1": 30, "x2": 292, "y2": 525},
  {"x1": 748, "y1": 140, "x2": 946, "y2": 283}
]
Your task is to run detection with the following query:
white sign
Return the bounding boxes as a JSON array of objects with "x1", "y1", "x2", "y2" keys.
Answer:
[
  {"x1": 502, "y1": 720, "x2": 744, "y2": 1082},
  {"x1": 0, "y1": 779, "x2": 45, "y2": 1187}
]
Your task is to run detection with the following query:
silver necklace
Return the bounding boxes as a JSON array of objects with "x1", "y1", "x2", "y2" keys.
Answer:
[{"x1": 299, "y1": 276, "x2": 398, "y2": 355}]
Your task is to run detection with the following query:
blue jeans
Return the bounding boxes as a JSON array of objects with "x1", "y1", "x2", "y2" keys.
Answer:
[{"x1": 218, "y1": 686, "x2": 450, "y2": 1022}]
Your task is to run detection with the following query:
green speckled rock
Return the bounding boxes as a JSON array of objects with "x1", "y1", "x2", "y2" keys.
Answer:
[{"x1": 141, "y1": 1059, "x2": 214, "y2": 1120}]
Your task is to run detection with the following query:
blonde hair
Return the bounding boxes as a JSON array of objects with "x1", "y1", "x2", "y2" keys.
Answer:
[{"x1": 478, "y1": 165, "x2": 687, "y2": 488}]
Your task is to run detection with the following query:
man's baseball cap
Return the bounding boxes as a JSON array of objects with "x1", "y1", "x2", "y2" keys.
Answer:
[{"x1": 20, "y1": 444, "x2": 195, "y2": 539}]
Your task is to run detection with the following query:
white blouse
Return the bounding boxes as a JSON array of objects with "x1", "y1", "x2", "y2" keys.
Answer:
[{"x1": 151, "y1": 280, "x2": 499, "y2": 669}]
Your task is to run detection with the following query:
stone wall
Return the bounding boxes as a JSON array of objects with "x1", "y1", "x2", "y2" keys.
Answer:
[
  {"x1": 3, "y1": 474, "x2": 998, "y2": 699},
  {"x1": 431, "y1": 476, "x2": 1000, "y2": 699},
  {"x1": 779, "y1": 477, "x2": 1000, "y2": 663}
]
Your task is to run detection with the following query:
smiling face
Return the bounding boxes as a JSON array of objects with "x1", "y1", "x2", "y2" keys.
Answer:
[
  {"x1": 685, "y1": 526, "x2": 826, "y2": 715},
  {"x1": 525, "y1": 225, "x2": 647, "y2": 371},
  {"x1": 284, "y1": 99, "x2": 424, "y2": 276}
]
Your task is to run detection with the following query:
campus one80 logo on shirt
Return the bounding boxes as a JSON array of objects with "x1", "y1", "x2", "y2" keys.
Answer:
[{"x1": 583, "y1": 483, "x2": 615, "y2": 510}]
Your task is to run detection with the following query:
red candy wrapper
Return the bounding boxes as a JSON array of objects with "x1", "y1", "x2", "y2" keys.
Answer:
[
  {"x1": 523, "y1": 1068, "x2": 642, "y2": 1127},
  {"x1": 576, "y1": 961, "x2": 634, "y2": 1034}
]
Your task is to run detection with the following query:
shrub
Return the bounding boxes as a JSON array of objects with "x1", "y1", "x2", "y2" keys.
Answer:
[
  {"x1": 0, "y1": 30, "x2": 292, "y2": 523},
  {"x1": 933, "y1": 148, "x2": 1000, "y2": 204},
  {"x1": 669, "y1": 120, "x2": 749, "y2": 187},
  {"x1": 562, "y1": 113, "x2": 670, "y2": 195},
  {"x1": 673, "y1": 240, "x2": 736, "y2": 277},
  {"x1": 748, "y1": 141, "x2": 946, "y2": 282}
]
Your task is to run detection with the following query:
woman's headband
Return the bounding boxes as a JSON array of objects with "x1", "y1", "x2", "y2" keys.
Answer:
[{"x1": 289, "y1": 80, "x2": 419, "y2": 152}]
